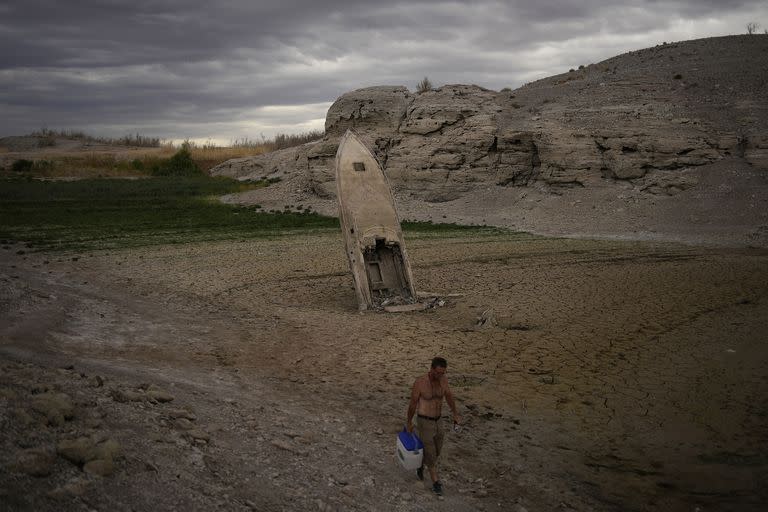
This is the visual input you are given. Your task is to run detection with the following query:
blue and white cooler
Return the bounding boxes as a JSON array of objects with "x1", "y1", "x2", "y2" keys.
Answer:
[{"x1": 396, "y1": 428, "x2": 424, "y2": 470}]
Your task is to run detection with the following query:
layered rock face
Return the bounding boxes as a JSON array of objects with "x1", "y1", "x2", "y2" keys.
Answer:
[{"x1": 210, "y1": 35, "x2": 767, "y2": 203}]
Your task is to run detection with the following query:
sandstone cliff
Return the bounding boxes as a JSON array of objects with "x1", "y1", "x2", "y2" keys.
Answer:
[{"x1": 211, "y1": 35, "x2": 768, "y2": 246}]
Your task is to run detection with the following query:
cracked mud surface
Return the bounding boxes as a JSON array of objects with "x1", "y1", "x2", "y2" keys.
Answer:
[{"x1": 2, "y1": 232, "x2": 767, "y2": 511}]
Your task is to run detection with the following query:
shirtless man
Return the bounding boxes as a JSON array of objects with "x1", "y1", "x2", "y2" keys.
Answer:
[{"x1": 406, "y1": 357, "x2": 461, "y2": 496}]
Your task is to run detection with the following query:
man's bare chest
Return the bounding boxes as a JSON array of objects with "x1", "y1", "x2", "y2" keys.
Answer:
[{"x1": 420, "y1": 379, "x2": 444, "y2": 401}]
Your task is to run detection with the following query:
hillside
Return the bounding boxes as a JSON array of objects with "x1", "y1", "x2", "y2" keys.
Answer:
[{"x1": 211, "y1": 35, "x2": 768, "y2": 247}]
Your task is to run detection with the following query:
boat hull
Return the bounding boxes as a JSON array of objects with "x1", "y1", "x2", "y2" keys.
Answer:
[{"x1": 335, "y1": 130, "x2": 417, "y2": 310}]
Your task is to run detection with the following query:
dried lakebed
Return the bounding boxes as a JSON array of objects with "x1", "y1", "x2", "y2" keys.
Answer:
[{"x1": 1, "y1": 232, "x2": 767, "y2": 511}]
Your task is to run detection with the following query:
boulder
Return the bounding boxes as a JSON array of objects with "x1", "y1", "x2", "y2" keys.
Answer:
[
  {"x1": 146, "y1": 385, "x2": 174, "y2": 403},
  {"x1": 94, "y1": 439, "x2": 122, "y2": 461},
  {"x1": 57, "y1": 437, "x2": 96, "y2": 465},
  {"x1": 83, "y1": 458, "x2": 115, "y2": 477},
  {"x1": 13, "y1": 448, "x2": 56, "y2": 477},
  {"x1": 31, "y1": 392, "x2": 75, "y2": 426},
  {"x1": 325, "y1": 86, "x2": 412, "y2": 136}
]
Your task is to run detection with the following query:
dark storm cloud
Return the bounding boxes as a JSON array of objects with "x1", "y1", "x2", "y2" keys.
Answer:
[{"x1": 1, "y1": 0, "x2": 766, "y2": 141}]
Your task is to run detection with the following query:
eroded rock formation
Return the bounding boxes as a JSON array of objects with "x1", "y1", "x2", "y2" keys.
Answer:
[{"x1": 210, "y1": 35, "x2": 767, "y2": 204}]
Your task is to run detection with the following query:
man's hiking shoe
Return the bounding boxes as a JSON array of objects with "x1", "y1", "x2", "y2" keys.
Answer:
[
  {"x1": 432, "y1": 481, "x2": 443, "y2": 496},
  {"x1": 416, "y1": 466, "x2": 424, "y2": 481}
]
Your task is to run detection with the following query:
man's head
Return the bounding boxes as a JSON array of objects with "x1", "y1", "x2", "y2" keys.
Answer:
[
  {"x1": 429, "y1": 357, "x2": 447, "y2": 380},
  {"x1": 431, "y1": 357, "x2": 447, "y2": 369}
]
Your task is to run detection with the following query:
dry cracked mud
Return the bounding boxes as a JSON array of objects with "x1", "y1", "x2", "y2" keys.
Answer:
[{"x1": 1, "y1": 232, "x2": 767, "y2": 511}]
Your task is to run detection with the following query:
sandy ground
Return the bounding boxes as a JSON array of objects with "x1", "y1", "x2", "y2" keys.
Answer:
[{"x1": 2, "y1": 230, "x2": 767, "y2": 511}]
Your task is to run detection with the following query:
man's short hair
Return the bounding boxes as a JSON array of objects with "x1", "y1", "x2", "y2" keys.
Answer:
[{"x1": 431, "y1": 357, "x2": 447, "y2": 369}]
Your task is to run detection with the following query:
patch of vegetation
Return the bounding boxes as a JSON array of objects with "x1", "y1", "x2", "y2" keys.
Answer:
[
  {"x1": 228, "y1": 131, "x2": 324, "y2": 151},
  {"x1": 151, "y1": 143, "x2": 203, "y2": 176},
  {"x1": 0, "y1": 177, "x2": 338, "y2": 251},
  {"x1": 3, "y1": 153, "x2": 171, "y2": 178},
  {"x1": 11, "y1": 159, "x2": 34, "y2": 173},
  {"x1": 37, "y1": 136, "x2": 56, "y2": 147},
  {"x1": 416, "y1": 76, "x2": 433, "y2": 94},
  {"x1": 273, "y1": 131, "x2": 324, "y2": 150}
]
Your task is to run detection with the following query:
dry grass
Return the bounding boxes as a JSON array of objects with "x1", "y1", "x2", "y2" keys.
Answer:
[
  {"x1": 2, "y1": 130, "x2": 324, "y2": 176},
  {"x1": 7, "y1": 153, "x2": 165, "y2": 178},
  {"x1": 1, "y1": 146, "x2": 276, "y2": 177}
]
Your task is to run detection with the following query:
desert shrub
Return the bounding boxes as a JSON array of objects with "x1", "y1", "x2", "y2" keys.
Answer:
[
  {"x1": 116, "y1": 133, "x2": 162, "y2": 147},
  {"x1": 11, "y1": 159, "x2": 34, "y2": 172},
  {"x1": 151, "y1": 143, "x2": 202, "y2": 176},
  {"x1": 673, "y1": 73, "x2": 683, "y2": 80},
  {"x1": 746, "y1": 22, "x2": 760, "y2": 34},
  {"x1": 416, "y1": 76, "x2": 433, "y2": 93},
  {"x1": 273, "y1": 130, "x2": 324, "y2": 150}
]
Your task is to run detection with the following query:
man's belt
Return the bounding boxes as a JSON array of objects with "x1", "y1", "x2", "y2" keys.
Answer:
[{"x1": 417, "y1": 414, "x2": 441, "y2": 421}]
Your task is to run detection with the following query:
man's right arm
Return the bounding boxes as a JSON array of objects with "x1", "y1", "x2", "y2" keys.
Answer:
[{"x1": 406, "y1": 381, "x2": 419, "y2": 432}]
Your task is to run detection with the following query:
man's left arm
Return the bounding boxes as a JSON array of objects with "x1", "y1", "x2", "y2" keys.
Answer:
[{"x1": 443, "y1": 380, "x2": 461, "y2": 424}]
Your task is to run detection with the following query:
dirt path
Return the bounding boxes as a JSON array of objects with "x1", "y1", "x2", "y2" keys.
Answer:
[{"x1": 2, "y1": 232, "x2": 767, "y2": 511}]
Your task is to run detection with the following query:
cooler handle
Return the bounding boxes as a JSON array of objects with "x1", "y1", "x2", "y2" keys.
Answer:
[{"x1": 402, "y1": 427, "x2": 422, "y2": 452}]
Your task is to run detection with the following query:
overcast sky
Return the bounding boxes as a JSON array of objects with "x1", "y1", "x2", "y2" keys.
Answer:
[{"x1": 1, "y1": 0, "x2": 766, "y2": 144}]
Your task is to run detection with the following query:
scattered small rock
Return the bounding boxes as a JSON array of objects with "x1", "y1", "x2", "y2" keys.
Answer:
[
  {"x1": 146, "y1": 388, "x2": 175, "y2": 403},
  {"x1": 270, "y1": 439, "x2": 307, "y2": 456},
  {"x1": 94, "y1": 439, "x2": 122, "y2": 461},
  {"x1": 48, "y1": 477, "x2": 89, "y2": 499},
  {"x1": 31, "y1": 392, "x2": 75, "y2": 426},
  {"x1": 57, "y1": 437, "x2": 96, "y2": 465},
  {"x1": 188, "y1": 429, "x2": 210, "y2": 443},
  {"x1": 110, "y1": 388, "x2": 145, "y2": 403},
  {"x1": 174, "y1": 418, "x2": 194, "y2": 430},
  {"x1": 14, "y1": 448, "x2": 55, "y2": 477},
  {"x1": 475, "y1": 309, "x2": 496, "y2": 329},
  {"x1": 167, "y1": 408, "x2": 196, "y2": 420},
  {"x1": 83, "y1": 458, "x2": 114, "y2": 477},
  {"x1": 12, "y1": 407, "x2": 36, "y2": 426}
]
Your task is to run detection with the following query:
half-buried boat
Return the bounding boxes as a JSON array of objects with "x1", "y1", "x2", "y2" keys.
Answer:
[{"x1": 335, "y1": 130, "x2": 417, "y2": 310}]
